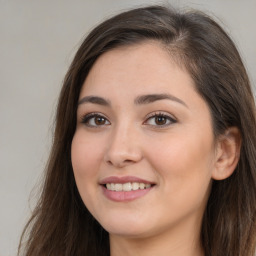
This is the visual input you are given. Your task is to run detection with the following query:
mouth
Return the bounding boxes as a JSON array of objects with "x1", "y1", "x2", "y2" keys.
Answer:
[
  {"x1": 99, "y1": 176, "x2": 156, "y2": 202},
  {"x1": 104, "y1": 182, "x2": 153, "y2": 192}
]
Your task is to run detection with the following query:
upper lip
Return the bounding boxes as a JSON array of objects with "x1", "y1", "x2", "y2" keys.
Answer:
[{"x1": 99, "y1": 176, "x2": 155, "y2": 185}]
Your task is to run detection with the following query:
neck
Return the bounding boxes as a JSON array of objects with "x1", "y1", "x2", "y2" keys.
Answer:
[{"x1": 109, "y1": 217, "x2": 204, "y2": 256}]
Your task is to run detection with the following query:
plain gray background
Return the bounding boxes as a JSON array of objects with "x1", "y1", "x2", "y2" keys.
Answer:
[{"x1": 0, "y1": 0, "x2": 255, "y2": 255}]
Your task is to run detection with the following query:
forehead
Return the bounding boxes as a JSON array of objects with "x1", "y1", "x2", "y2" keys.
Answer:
[{"x1": 80, "y1": 42, "x2": 196, "y2": 97}]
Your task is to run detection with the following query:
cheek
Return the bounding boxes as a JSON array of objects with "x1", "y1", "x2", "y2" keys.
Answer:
[
  {"x1": 148, "y1": 133, "x2": 214, "y2": 172},
  {"x1": 71, "y1": 131, "x2": 103, "y2": 178},
  {"x1": 145, "y1": 131, "x2": 214, "y2": 202},
  {"x1": 71, "y1": 131, "x2": 104, "y2": 203}
]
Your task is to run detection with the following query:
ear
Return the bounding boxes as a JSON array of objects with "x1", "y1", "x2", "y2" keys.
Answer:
[{"x1": 212, "y1": 127, "x2": 241, "y2": 180}]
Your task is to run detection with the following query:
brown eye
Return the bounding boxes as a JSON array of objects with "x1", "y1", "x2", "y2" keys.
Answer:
[
  {"x1": 155, "y1": 116, "x2": 167, "y2": 125},
  {"x1": 95, "y1": 116, "x2": 107, "y2": 125},
  {"x1": 82, "y1": 114, "x2": 110, "y2": 127},
  {"x1": 145, "y1": 113, "x2": 177, "y2": 127}
]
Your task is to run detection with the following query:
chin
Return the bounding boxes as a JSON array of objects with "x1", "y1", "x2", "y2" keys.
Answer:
[{"x1": 99, "y1": 216, "x2": 152, "y2": 238}]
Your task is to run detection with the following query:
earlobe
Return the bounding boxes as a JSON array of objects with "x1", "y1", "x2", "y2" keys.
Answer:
[{"x1": 212, "y1": 127, "x2": 241, "y2": 180}]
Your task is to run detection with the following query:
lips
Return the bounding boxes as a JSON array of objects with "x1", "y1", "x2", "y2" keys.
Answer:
[
  {"x1": 99, "y1": 176, "x2": 155, "y2": 202},
  {"x1": 100, "y1": 176, "x2": 155, "y2": 185}
]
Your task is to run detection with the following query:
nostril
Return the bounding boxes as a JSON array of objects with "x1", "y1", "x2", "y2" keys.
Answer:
[
  {"x1": 124, "y1": 159, "x2": 134, "y2": 163},
  {"x1": 104, "y1": 143, "x2": 143, "y2": 168},
  {"x1": 106, "y1": 159, "x2": 135, "y2": 168}
]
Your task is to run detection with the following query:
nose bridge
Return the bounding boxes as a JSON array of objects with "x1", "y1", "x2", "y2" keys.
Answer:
[{"x1": 105, "y1": 119, "x2": 142, "y2": 167}]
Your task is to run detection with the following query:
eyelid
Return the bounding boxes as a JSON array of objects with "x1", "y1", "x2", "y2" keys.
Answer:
[
  {"x1": 80, "y1": 112, "x2": 111, "y2": 127},
  {"x1": 143, "y1": 111, "x2": 177, "y2": 127},
  {"x1": 79, "y1": 111, "x2": 177, "y2": 128}
]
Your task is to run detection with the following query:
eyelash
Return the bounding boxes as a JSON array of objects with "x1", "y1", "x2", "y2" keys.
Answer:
[
  {"x1": 80, "y1": 112, "x2": 110, "y2": 128},
  {"x1": 144, "y1": 112, "x2": 177, "y2": 128},
  {"x1": 80, "y1": 112, "x2": 177, "y2": 128}
]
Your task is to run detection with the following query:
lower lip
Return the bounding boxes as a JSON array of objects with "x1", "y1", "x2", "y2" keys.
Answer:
[{"x1": 101, "y1": 186, "x2": 153, "y2": 202}]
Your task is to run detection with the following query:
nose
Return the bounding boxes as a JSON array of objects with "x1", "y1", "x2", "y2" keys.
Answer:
[{"x1": 104, "y1": 123, "x2": 143, "y2": 168}]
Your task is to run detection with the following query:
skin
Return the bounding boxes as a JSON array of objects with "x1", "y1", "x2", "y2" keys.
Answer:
[{"x1": 71, "y1": 42, "x2": 239, "y2": 256}]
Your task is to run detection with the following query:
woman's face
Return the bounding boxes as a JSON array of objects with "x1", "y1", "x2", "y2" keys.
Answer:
[{"x1": 71, "y1": 42, "x2": 217, "y2": 239}]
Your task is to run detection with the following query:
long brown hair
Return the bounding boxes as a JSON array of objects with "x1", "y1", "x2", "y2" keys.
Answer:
[{"x1": 19, "y1": 5, "x2": 256, "y2": 256}]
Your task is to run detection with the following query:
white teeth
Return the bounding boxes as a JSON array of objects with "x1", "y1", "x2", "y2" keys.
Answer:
[
  {"x1": 123, "y1": 182, "x2": 132, "y2": 191},
  {"x1": 105, "y1": 182, "x2": 152, "y2": 191},
  {"x1": 132, "y1": 182, "x2": 139, "y2": 190},
  {"x1": 110, "y1": 183, "x2": 115, "y2": 191},
  {"x1": 115, "y1": 183, "x2": 123, "y2": 191},
  {"x1": 145, "y1": 184, "x2": 151, "y2": 188},
  {"x1": 139, "y1": 183, "x2": 145, "y2": 189}
]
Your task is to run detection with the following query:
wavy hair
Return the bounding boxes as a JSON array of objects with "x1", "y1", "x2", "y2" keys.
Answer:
[{"x1": 19, "y1": 5, "x2": 256, "y2": 256}]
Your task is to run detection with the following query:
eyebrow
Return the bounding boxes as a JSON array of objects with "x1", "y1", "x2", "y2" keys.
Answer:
[
  {"x1": 134, "y1": 93, "x2": 188, "y2": 108},
  {"x1": 78, "y1": 93, "x2": 188, "y2": 108},
  {"x1": 78, "y1": 96, "x2": 111, "y2": 106}
]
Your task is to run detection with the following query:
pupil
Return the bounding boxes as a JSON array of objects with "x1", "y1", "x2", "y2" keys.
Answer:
[
  {"x1": 156, "y1": 116, "x2": 166, "y2": 125},
  {"x1": 95, "y1": 117, "x2": 105, "y2": 125}
]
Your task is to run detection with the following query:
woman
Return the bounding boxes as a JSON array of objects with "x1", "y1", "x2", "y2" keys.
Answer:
[{"x1": 19, "y1": 5, "x2": 256, "y2": 256}]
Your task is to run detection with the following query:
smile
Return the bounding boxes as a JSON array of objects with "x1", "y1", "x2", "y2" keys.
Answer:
[
  {"x1": 100, "y1": 176, "x2": 155, "y2": 202},
  {"x1": 105, "y1": 182, "x2": 152, "y2": 191}
]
